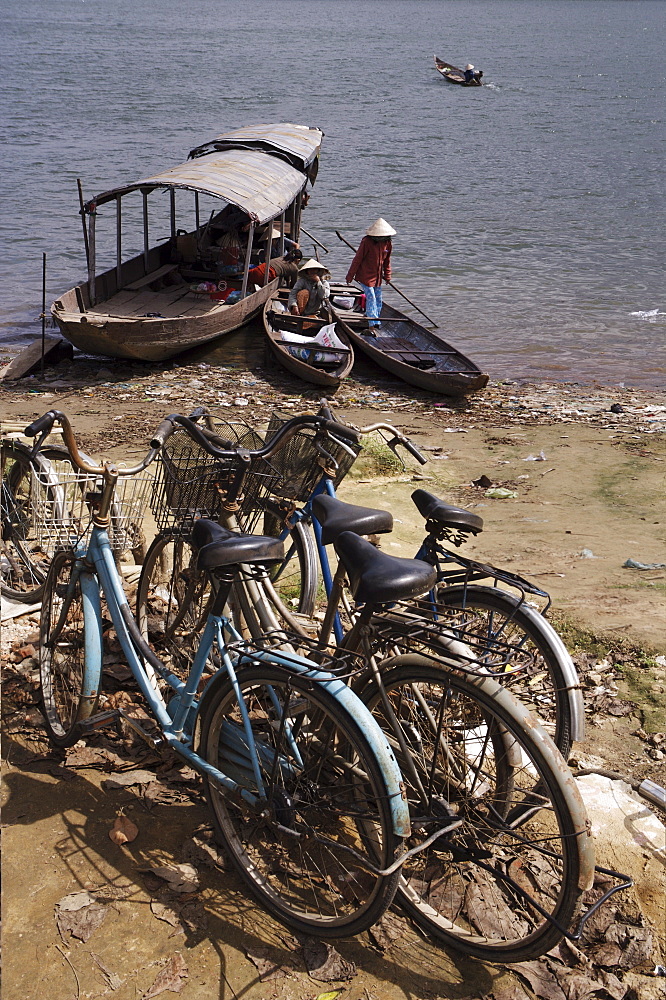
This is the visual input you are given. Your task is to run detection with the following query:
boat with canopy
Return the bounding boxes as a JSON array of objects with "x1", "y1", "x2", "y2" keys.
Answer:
[{"x1": 51, "y1": 123, "x2": 323, "y2": 361}]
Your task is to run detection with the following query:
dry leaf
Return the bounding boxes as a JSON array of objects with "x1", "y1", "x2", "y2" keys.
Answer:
[
  {"x1": 55, "y1": 892, "x2": 108, "y2": 942},
  {"x1": 109, "y1": 816, "x2": 139, "y2": 845},
  {"x1": 140, "y1": 863, "x2": 199, "y2": 893},
  {"x1": 302, "y1": 939, "x2": 356, "y2": 982},
  {"x1": 143, "y1": 952, "x2": 188, "y2": 998},
  {"x1": 103, "y1": 769, "x2": 157, "y2": 789},
  {"x1": 91, "y1": 952, "x2": 123, "y2": 990}
]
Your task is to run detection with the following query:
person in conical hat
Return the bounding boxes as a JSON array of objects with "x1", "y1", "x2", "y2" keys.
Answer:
[
  {"x1": 345, "y1": 219, "x2": 396, "y2": 328},
  {"x1": 288, "y1": 259, "x2": 331, "y2": 317},
  {"x1": 464, "y1": 62, "x2": 481, "y2": 83}
]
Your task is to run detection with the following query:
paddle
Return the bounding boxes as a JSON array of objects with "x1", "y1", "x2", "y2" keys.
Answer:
[{"x1": 334, "y1": 231, "x2": 439, "y2": 328}]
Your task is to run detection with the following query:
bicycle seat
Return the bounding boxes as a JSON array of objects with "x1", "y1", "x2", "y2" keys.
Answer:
[
  {"x1": 312, "y1": 494, "x2": 393, "y2": 545},
  {"x1": 411, "y1": 489, "x2": 484, "y2": 535},
  {"x1": 191, "y1": 518, "x2": 285, "y2": 570},
  {"x1": 335, "y1": 531, "x2": 436, "y2": 605}
]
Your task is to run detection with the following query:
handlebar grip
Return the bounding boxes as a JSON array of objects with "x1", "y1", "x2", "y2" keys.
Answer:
[
  {"x1": 150, "y1": 418, "x2": 176, "y2": 449},
  {"x1": 322, "y1": 419, "x2": 361, "y2": 444},
  {"x1": 403, "y1": 438, "x2": 428, "y2": 466},
  {"x1": 24, "y1": 410, "x2": 60, "y2": 437}
]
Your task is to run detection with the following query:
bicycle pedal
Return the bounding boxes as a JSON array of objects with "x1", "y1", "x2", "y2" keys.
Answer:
[{"x1": 77, "y1": 709, "x2": 122, "y2": 733}]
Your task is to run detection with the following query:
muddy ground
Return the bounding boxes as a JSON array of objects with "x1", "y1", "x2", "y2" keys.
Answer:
[{"x1": 2, "y1": 352, "x2": 665, "y2": 999}]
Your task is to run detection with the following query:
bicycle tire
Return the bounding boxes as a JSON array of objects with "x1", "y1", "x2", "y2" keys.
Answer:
[
  {"x1": 358, "y1": 655, "x2": 589, "y2": 962},
  {"x1": 198, "y1": 662, "x2": 403, "y2": 937},
  {"x1": 136, "y1": 530, "x2": 214, "y2": 683},
  {"x1": 1, "y1": 440, "x2": 69, "y2": 603},
  {"x1": 40, "y1": 550, "x2": 103, "y2": 747},
  {"x1": 437, "y1": 584, "x2": 577, "y2": 756}
]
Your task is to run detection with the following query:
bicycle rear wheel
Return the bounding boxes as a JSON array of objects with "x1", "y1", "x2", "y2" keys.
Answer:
[
  {"x1": 437, "y1": 584, "x2": 577, "y2": 756},
  {"x1": 359, "y1": 656, "x2": 590, "y2": 962},
  {"x1": 40, "y1": 550, "x2": 103, "y2": 747},
  {"x1": 199, "y1": 663, "x2": 403, "y2": 937},
  {"x1": 1, "y1": 440, "x2": 69, "y2": 603}
]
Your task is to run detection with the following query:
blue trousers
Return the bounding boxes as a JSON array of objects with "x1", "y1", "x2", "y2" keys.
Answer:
[{"x1": 358, "y1": 283, "x2": 383, "y2": 326}]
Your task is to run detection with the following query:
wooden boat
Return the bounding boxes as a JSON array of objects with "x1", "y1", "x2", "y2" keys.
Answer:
[
  {"x1": 51, "y1": 123, "x2": 323, "y2": 362},
  {"x1": 262, "y1": 288, "x2": 353, "y2": 389},
  {"x1": 434, "y1": 55, "x2": 483, "y2": 86},
  {"x1": 329, "y1": 282, "x2": 489, "y2": 396}
]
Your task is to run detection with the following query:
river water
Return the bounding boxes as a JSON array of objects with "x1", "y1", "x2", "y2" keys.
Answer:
[{"x1": 1, "y1": 0, "x2": 664, "y2": 387}]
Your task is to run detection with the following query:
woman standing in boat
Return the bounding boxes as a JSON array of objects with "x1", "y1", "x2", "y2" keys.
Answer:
[{"x1": 345, "y1": 218, "x2": 395, "y2": 328}]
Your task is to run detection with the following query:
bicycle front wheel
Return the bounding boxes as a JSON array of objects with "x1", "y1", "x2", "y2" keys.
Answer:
[
  {"x1": 360, "y1": 656, "x2": 590, "y2": 963},
  {"x1": 437, "y1": 584, "x2": 577, "y2": 756},
  {"x1": 199, "y1": 663, "x2": 403, "y2": 937},
  {"x1": 263, "y1": 511, "x2": 319, "y2": 616},
  {"x1": 40, "y1": 551, "x2": 103, "y2": 747}
]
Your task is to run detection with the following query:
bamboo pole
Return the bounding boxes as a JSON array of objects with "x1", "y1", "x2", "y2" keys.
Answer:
[
  {"x1": 40, "y1": 252, "x2": 46, "y2": 373},
  {"x1": 76, "y1": 178, "x2": 90, "y2": 268}
]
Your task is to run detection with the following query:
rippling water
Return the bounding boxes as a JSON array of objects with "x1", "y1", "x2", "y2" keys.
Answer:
[{"x1": 1, "y1": 0, "x2": 664, "y2": 387}]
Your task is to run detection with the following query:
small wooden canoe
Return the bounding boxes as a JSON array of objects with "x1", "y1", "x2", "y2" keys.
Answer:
[
  {"x1": 329, "y1": 283, "x2": 489, "y2": 396},
  {"x1": 434, "y1": 55, "x2": 483, "y2": 86},
  {"x1": 262, "y1": 289, "x2": 354, "y2": 389}
]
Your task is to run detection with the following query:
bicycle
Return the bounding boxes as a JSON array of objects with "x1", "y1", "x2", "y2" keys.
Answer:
[
  {"x1": 1, "y1": 433, "x2": 73, "y2": 603},
  {"x1": 227, "y1": 401, "x2": 583, "y2": 757},
  {"x1": 29, "y1": 408, "x2": 414, "y2": 938},
  {"x1": 134, "y1": 411, "x2": 614, "y2": 963}
]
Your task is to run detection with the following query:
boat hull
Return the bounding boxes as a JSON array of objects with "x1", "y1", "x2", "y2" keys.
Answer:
[
  {"x1": 262, "y1": 293, "x2": 353, "y2": 389},
  {"x1": 334, "y1": 298, "x2": 488, "y2": 397},
  {"x1": 52, "y1": 278, "x2": 279, "y2": 362}
]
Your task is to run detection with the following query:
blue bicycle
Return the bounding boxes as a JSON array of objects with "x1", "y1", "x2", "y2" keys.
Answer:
[{"x1": 31, "y1": 408, "x2": 412, "y2": 938}]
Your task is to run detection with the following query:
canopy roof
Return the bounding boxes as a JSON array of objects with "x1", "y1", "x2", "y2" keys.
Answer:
[
  {"x1": 188, "y1": 122, "x2": 323, "y2": 175},
  {"x1": 85, "y1": 124, "x2": 323, "y2": 225}
]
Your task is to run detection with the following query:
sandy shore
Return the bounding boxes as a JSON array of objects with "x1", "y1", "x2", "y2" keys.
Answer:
[{"x1": 2, "y1": 352, "x2": 665, "y2": 1000}]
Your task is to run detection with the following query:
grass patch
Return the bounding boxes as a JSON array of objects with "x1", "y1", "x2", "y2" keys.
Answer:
[
  {"x1": 618, "y1": 664, "x2": 666, "y2": 732},
  {"x1": 349, "y1": 435, "x2": 406, "y2": 478}
]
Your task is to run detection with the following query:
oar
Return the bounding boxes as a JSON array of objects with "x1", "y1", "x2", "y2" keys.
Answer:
[
  {"x1": 300, "y1": 226, "x2": 329, "y2": 253},
  {"x1": 335, "y1": 231, "x2": 439, "y2": 328}
]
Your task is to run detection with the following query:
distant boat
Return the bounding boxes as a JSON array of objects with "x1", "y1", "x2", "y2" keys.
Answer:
[
  {"x1": 434, "y1": 54, "x2": 483, "y2": 86},
  {"x1": 262, "y1": 288, "x2": 354, "y2": 389},
  {"x1": 330, "y1": 282, "x2": 489, "y2": 397},
  {"x1": 51, "y1": 123, "x2": 323, "y2": 362}
]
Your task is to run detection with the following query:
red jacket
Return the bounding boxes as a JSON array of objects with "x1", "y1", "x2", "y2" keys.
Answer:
[{"x1": 346, "y1": 237, "x2": 392, "y2": 287}]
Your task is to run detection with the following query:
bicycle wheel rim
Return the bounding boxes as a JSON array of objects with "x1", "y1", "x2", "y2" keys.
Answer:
[
  {"x1": 437, "y1": 584, "x2": 575, "y2": 755},
  {"x1": 40, "y1": 551, "x2": 101, "y2": 746},
  {"x1": 360, "y1": 655, "x2": 587, "y2": 962},
  {"x1": 199, "y1": 664, "x2": 402, "y2": 937}
]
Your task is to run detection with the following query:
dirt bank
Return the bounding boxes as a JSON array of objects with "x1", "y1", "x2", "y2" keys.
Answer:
[{"x1": 2, "y1": 355, "x2": 665, "y2": 1000}]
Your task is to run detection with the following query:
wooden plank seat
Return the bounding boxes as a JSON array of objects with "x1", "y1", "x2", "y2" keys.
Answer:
[{"x1": 124, "y1": 264, "x2": 179, "y2": 291}]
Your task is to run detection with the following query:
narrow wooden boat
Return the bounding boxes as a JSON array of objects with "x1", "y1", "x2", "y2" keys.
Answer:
[
  {"x1": 262, "y1": 288, "x2": 353, "y2": 389},
  {"x1": 51, "y1": 123, "x2": 323, "y2": 362},
  {"x1": 434, "y1": 54, "x2": 483, "y2": 86},
  {"x1": 329, "y1": 283, "x2": 489, "y2": 396}
]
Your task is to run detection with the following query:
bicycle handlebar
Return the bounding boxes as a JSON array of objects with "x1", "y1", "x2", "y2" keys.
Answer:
[{"x1": 317, "y1": 399, "x2": 428, "y2": 466}]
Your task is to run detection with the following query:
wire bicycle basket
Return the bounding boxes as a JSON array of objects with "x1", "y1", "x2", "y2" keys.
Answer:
[
  {"x1": 31, "y1": 461, "x2": 153, "y2": 555},
  {"x1": 265, "y1": 410, "x2": 362, "y2": 501}
]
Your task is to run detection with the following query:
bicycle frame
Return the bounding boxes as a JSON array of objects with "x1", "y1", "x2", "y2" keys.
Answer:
[{"x1": 65, "y1": 522, "x2": 410, "y2": 835}]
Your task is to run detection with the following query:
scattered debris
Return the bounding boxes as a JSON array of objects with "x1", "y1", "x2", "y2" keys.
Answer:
[
  {"x1": 108, "y1": 815, "x2": 139, "y2": 845},
  {"x1": 143, "y1": 953, "x2": 188, "y2": 999},
  {"x1": 55, "y1": 891, "x2": 108, "y2": 943},
  {"x1": 302, "y1": 939, "x2": 356, "y2": 982}
]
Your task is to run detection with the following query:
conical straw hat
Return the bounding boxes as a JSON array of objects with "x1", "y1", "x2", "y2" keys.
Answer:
[
  {"x1": 366, "y1": 218, "x2": 396, "y2": 237},
  {"x1": 299, "y1": 258, "x2": 328, "y2": 272}
]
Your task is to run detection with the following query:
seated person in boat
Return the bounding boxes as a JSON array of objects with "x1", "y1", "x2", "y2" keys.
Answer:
[
  {"x1": 345, "y1": 217, "x2": 395, "y2": 327},
  {"x1": 464, "y1": 63, "x2": 482, "y2": 83},
  {"x1": 288, "y1": 259, "x2": 331, "y2": 316},
  {"x1": 256, "y1": 225, "x2": 300, "y2": 263},
  {"x1": 248, "y1": 249, "x2": 303, "y2": 288}
]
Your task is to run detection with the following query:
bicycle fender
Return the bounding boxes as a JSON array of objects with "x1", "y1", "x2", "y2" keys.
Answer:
[
  {"x1": 196, "y1": 655, "x2": 411, "y2": 839},
  {"x1": 78, "y1": 569, "x2": 104, "y2": 707}
]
